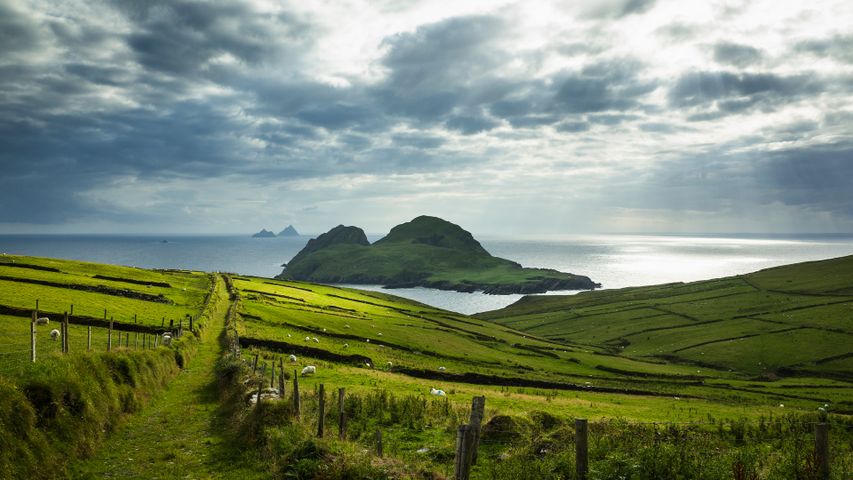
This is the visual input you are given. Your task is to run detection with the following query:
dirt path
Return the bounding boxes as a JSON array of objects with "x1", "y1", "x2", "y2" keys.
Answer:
[{"x1": 72, "y1": 275, "x2": 266, "y2": 479}]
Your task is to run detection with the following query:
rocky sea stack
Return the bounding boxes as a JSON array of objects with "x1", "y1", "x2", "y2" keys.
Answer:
[{"x1": 277, "y1": 216, "x2": 599, "y2": 294}]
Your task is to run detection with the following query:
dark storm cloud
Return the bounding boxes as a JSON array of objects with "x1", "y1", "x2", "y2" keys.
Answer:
[
  {"x1": 795, "y1": 35, "x2": 853, "y2": 64},
  {"x1": 669, "y1": 71, "x2": 825, "y2": 120},
  {"x1": 553, "y1": 60, "x2": 657, "y2": 113},
  {"x1": 444, "y1": 115, "x2": 501, "y2": 134},
  {"x1": 112, "y1": 1, "x2": 314, "y2": 75},
  {"x1": 372, "y1": 15, "x2": 506, "y2": 121},
  {"x1": 0, "y1": 2, "x2": 43, "y2": 56},
  {"x1": 713, "y1": 42, "x2": 763, "y2": 67},
  {"x1": 583, "y1": 0, "x2": 657, "y2": 19}
]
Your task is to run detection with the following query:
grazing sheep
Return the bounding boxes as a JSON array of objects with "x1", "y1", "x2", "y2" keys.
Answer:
[
  {"x1": 35, "y1": 317, "x2": 50, "y2": 326},
  {"x1": 49, "y1": 329, "x2": 61, "y2": 341},
  {"x1": 438, "y1": 366, "x2": 446, "y2": 372},
  {"x1": 162, "y1": 333, "x2": 172, "y2": 346},
  {"x1": 289, "y1": 354, "x2": 298, "y2": 362},
  {"x1": 304, "y1": 336, "x2": 310, "y2": 342},
  {"x1": 287, "y1": 334, "x2": 292, "y2": 338},
  {"x1": 344, "y1": 324, "x2": 350, "y2": 329},
  {"x1": 365, "y1": 338, "x2": 370, "y2": 343},
  {"x1": 301, "y1": 365, "x2": 316, "y2": 376},
  {"x1": 322, "y1": 328, "x2": 327, "y2": 332},
  {"x1": 386, "y1": 361, "x2": 393, "y2": 368},
  {"x1": 377, "y1": 332, "x2": 383, "y2": 336},
  {"x1": 430, "y1": 388, "x2": 446, "y2": 396},
  {"x1": 365, "y1": 362, "x2": 372, "y2": 368},
  {"x1": 312, "y1": 337, "x2": 319, "y2": 343},
  {"x1": 342, "y1": 343, "x2": 349, "y2": 349}
]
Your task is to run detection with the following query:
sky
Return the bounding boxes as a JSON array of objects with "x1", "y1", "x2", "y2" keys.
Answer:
[{"x1": 1, "y1": 0, "x2": 852, "y2": 236}]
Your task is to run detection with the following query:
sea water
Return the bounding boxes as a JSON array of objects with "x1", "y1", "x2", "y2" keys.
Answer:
[{"x1": 1, "y1": 233, "x2": 851, "y2": 315}]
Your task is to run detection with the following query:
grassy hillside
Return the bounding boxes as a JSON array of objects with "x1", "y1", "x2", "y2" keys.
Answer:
[
  {"x1": 476, "y1": 255, "x2": 853, "y2": 380},
  {"x1": 278, "y1": 216, "x2": 599, "y2": 294},
  {"x1": 0, "y1": 255, "x2": 218, "y2": 478}
]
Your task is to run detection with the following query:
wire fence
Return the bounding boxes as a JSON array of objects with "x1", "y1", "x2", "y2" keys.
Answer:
[{"x1": 0, "y1": 308, "x2": 181, "y2": 377}]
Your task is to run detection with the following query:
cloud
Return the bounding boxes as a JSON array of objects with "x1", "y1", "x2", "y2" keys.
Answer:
[
  {"x1": 795, "y1": 34, "x2": 853, "y2": 64},
  {"x1": 713, "y1": 42, "x2": 763, "y2": 67}
]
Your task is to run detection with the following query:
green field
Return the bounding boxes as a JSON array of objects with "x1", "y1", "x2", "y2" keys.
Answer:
[{"x1": 1, "y1": 254, "x2": 851, "y2": 479}]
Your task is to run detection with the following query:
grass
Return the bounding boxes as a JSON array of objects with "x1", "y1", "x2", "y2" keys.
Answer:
[
  {"x1": 2, "y1": 253, "x2": 852, "y2": 479},
  {"x1": 478, "y1": 255, "x2": 853, "y2": 381}
]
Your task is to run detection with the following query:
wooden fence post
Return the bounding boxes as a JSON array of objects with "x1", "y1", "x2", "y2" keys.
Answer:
[
  {"x1": 87, "y1": 324, "x2": 92, "y2": 351},
  {"x1": 30, "y1": 311, "x2": 36, "y2": 363},
  {"x1": 576, "y1": 419, "x2": 588, "y2": 480},
  {"x1": 454, "y1": 425, "x2": 473, "y2": 480},
  {"x1": 338, "y1": 388, "x2": 346, "y2": 440},
  {"x1": 317, "y1": 384, "x2": 325, "y2": 438},
  {"x1": 293, "y1": 370, "x2": 300, "y2": 418},
  {"x1": 815, "y1": 423, "x2": 829, "y2": 480},
  {"x1": 375, "y1": 429, "x2": 383, "y2": 458},
  {"x1": 107, "y1": 317, "x2": 113, "y2": 352},
  {"x1": 278, "y1": 357, "x2": 285, "y2": 397},
  {"x1": 270, "y1": 359, "x2": 276, "y2": 389},
  {"x1": 252, "y1": 354, "x2": 259, "y2": 373},
  {"x1": 134, "y1": 314, "x2": 138, "y2": 349},
  {"x1": 468, "y1": 396, "x2": 486, "y2": 465}
]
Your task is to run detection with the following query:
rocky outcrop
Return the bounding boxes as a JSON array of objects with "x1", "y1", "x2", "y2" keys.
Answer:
[{"x1": 252, "y1": 229, "x2": 276, "y2": 238}]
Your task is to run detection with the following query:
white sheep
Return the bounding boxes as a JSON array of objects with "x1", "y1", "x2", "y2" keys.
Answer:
[
  {"x1": 36, "y1": 317, "x2": 50, "y2": 326},
  {"x1": 342, "y1": 343, "x2": 349, "y2": 349},
  {"x1": 438, "y1": 366, "x2": 446, "y2": 372},
  {"x1": 301, "y1": 365, "x2": 316, "y2": 376},
  {"x1": 312, "y1": 337, "x2": 319, "y2": 343},
  {"x1": 322, "y1": 328, "x2": 327, "y2": 332},
  {"x1": 304, "y1": 336, "x2": 310, "y2": 342},
  {"x1": 289, "y1": 354, "x2": 298, "y2": 362},
  {"x1": 344, "y1": 324, "x2": 350, "y2": 329},
  {"x1": 49, "y1": 329, "x2": 61, "y2": 341},
  {"x1": 365, "y1": 338, "x2": 370, "y2": 343},
  {"x1": 365, "y1": 362, "x2": 372, "y2": 368},
  {"x1": 386, "y1": 361, "x2": 393, "y2": 368},
  {"x1": 287, "y1": 334, "x2": 292, "y2": 338},
  {"x1": 162, "y1": 333, "x2": 172, "y2": 346},
  {"x1": 430, "y1": 388, "x2": 446, "y2": 396},
  {"x1": 377, "y1": 332, "x2": 383, "y2": 336}
]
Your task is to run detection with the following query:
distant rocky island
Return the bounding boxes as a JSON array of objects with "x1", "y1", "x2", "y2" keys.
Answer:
[
  {"x1": 276, "y1": 215, "x2": 599, "y2": 294},
  {"x1": 278, "y1": 225, "x2": 300, "y2": 237},
  {"x1": 251, "y1": 229, "x2": 276, "y2": 238},
  {"x1": 252, "y1": 225, "x2": 300, "y2": 238}
]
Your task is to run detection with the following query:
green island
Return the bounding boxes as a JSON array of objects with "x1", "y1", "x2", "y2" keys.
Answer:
[
  {"x1": 0, "y1": 253, "x2": 851, "y2": 479},
  {"x1": 276, "y1": 215, "x2": 601, "y2": 294}
]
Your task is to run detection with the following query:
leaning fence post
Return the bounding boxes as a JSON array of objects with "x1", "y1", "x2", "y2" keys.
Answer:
[
  {"x1": 375, "y1": 429, "x2": 383, "y2": 458},
  {"x1": 293, "y1": 370, "x2": 300, "y2": 418},
  {"x1": 107, "y1": 317, "x2": 114, "y2": 352},
  {"x1": 468, "y1": 396, "x2": 486, "y2": 465},
  {"x1": 454, "y1": 424, "x2": 472, "y2": 480},
  {"x1": 30, "y1": 311, "x2": 36, "y2": 363},
  {"x1": 338, "y1": 387, "x2": 347, "y2": 440},
  {"x1": 815, "y1": 422, "x2": 830, "y2": 480},
  {"x1": 317, "y1": 384, "x2": 325, "y2": 438},
  {"x1": 87, "y1": 324, "x2": 92, "y2": 351},
  {"x1": 270, "y1": 359, "x2": 276, "y2": 389},
  {"x1": 576, "y1": 419, "x2": 588, "y2": 480}
]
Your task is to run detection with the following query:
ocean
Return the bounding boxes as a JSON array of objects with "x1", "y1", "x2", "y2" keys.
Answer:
[{"x1": 1, "y1": 233, "x2": 852, "y2": 315}]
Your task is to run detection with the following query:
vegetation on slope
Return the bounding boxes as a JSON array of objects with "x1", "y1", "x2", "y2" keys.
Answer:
[
  {"x1": 477, "y1": 255, "x2": 853, "y2": 381},
  {"x1": 0, "y1": 255, "x2": 216, "y2": 478},
  {"x1": 277, "y1": 216, "x2": 600, "y2": 294}
]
